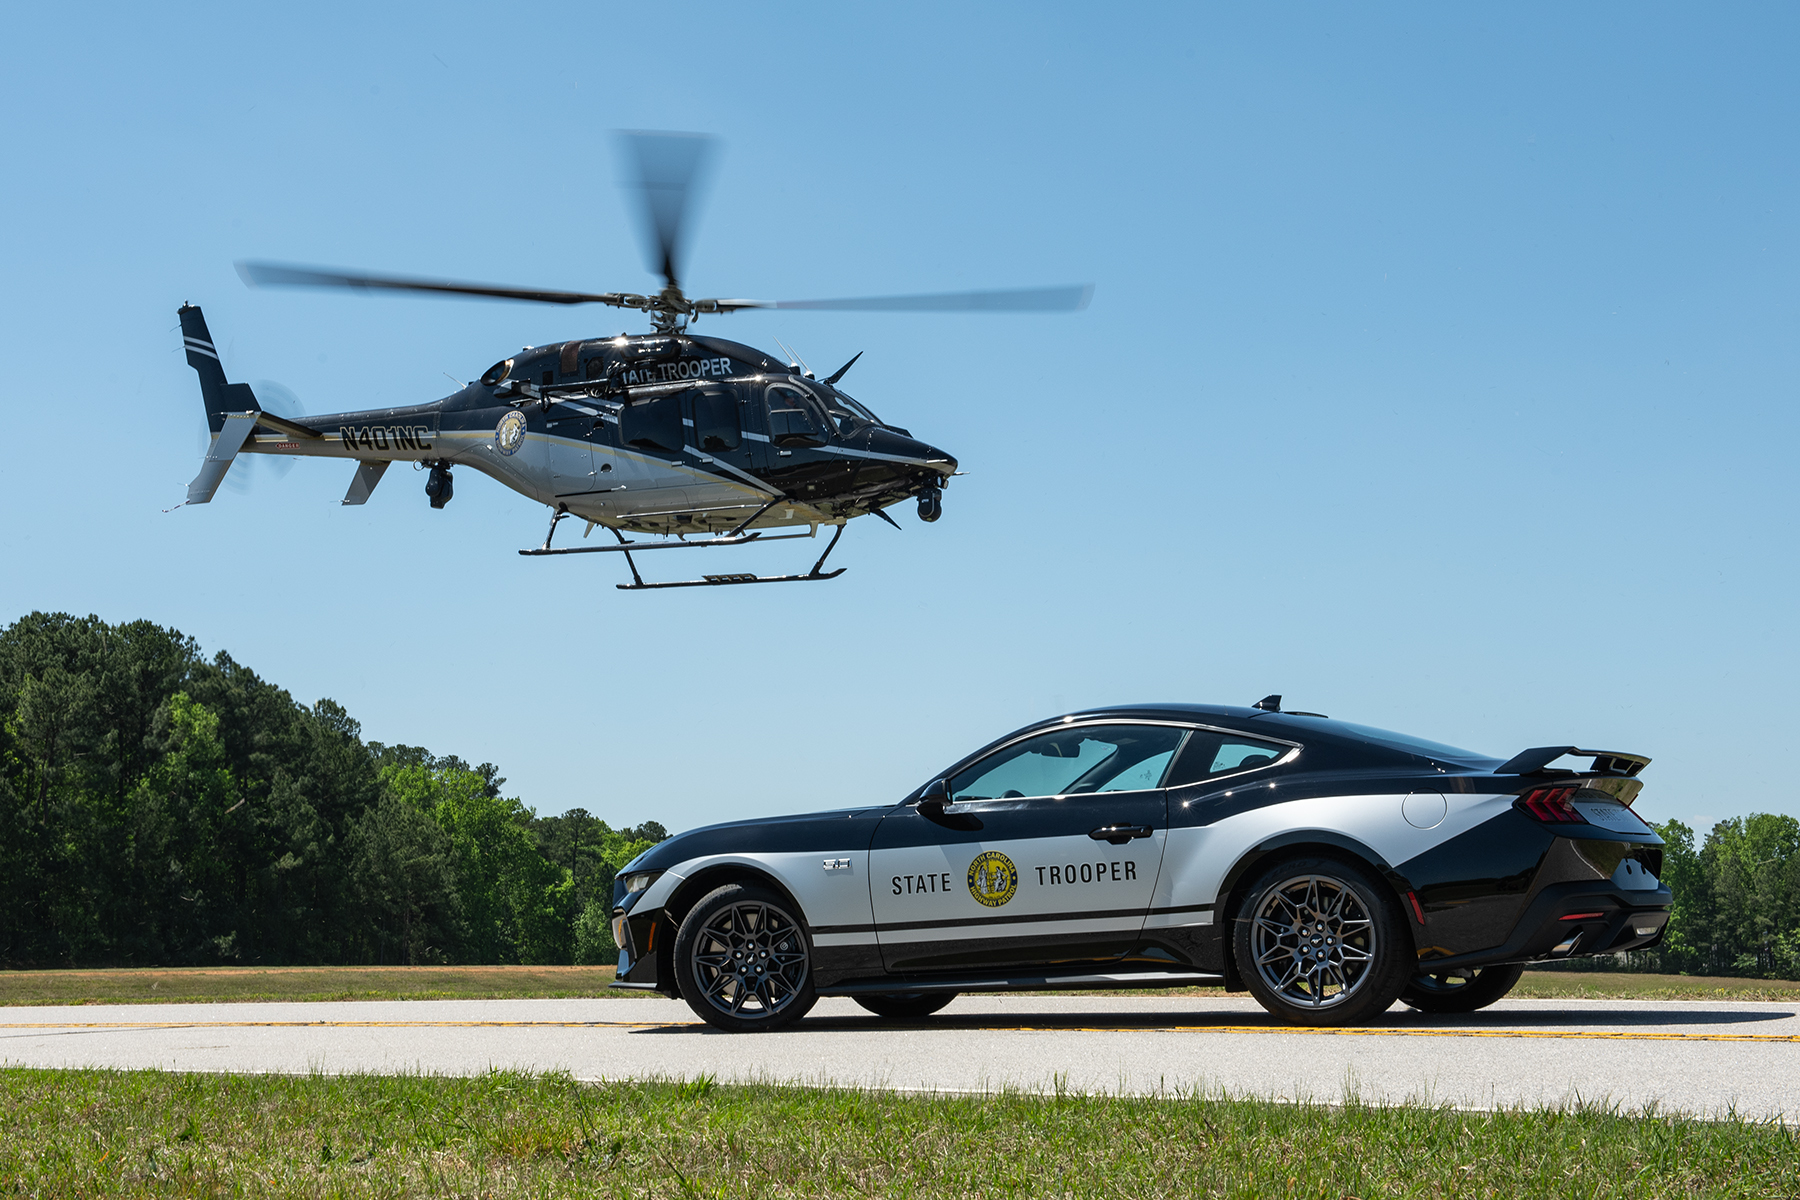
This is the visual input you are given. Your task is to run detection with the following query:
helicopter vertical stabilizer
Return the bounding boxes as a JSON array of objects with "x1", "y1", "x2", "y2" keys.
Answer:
[
  {"x1": 178, "y1": 303, "x2": 262, "y2": 503},
  {"x1": 179, "y1": 304, "x2": 260, "y2": 433}
]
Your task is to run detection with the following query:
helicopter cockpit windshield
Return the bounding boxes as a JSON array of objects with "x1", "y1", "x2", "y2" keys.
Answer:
[{"x1": 821, "y1": 387, "x2": 882, "y2": 434}]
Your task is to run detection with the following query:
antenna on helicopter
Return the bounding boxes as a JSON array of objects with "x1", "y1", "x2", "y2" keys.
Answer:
[
  {"x1": 773, "y1": 337, "x2": 813, "y2": 378},
  {"x1": 824, "y1": 351, "x2": 862, "y2": 385}
]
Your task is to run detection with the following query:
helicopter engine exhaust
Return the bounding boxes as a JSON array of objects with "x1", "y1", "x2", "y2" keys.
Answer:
[{"x1": 425, "y1": 463, "x2": 454, "y2": 509}]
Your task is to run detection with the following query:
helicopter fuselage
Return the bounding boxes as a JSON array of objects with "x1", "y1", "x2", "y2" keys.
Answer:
[{"x1": 219, "y1": 327, "x2": 957, "y2": 536}]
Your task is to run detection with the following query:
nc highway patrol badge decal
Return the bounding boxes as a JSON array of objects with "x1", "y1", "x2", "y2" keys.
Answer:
[
  {"x1": 495, "y1": 410, "x2": 527, "y2": 456},
  {"x1": 967, "y1": 850, "x2": 1018, "y2": 908}
]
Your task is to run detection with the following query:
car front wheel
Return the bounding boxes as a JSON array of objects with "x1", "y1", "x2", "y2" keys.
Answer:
[
  {"x1": 672, "y1": 883, "x2": 818, "y2": 1032},
  {"x1": 1233, "y1": 856, "x2": 1412, "y2": 1026},
  {"x1": 1400, "y1": 963, "x2": 1524, "y2": 1013}
]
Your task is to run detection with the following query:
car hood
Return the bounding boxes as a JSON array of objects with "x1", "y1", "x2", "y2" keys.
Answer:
[{"x1": 626, "y1": 805, "x2": 892, "y2": 873}]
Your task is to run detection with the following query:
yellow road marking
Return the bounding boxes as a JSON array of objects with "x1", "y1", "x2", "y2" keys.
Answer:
[
  {"x1": 3, "y1": 1020, "x2": 1799, "y2": 1044},
  {"x1": 0, "y1": 1020, "x2": 665, "y2": 1030}
]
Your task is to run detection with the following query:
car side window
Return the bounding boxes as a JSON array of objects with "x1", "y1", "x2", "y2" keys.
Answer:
[
  {"x1": 949, "y1": 726, "x2": 1188, "y2": 802},
  {"x1": 1164, "y1": 732, "x2": 1291, "y2": 788}
]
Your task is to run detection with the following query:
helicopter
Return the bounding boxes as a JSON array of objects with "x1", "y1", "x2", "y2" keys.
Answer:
[{"x1": 178, "y1": 132, "x2": 1092, "y2": 589}]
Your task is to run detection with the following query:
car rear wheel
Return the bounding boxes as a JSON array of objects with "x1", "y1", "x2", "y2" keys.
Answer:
[
  {"x1": 672, "y1": 884, "x2": 818, "y2": 1032},
  {"x1": 1400, "y1": 963, "x2": 1524, "y2": 1013},
  {"x1": 853, "y1": 992, "x2": 958, "y2": 1020},
  {"x1": 1233, "y1": 856, "x2": 1411, "y2": 1026}
]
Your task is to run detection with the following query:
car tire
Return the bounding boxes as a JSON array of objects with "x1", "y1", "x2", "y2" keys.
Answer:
[
  {"x1": 1232, "y1": 856, "x2": 1412, "y2": 1026},
  {"x1": 1400, "y1": 963, "x2": 1525, "y2": 1014},
  {"x1": 853, "y1": 992, "x2": 958, "y2": 1020},
  {"x1": 672, "y1": 883, "x2": 818, "y2": 1033}
]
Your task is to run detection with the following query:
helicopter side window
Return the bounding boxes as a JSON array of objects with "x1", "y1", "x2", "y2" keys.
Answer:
[
  {"x1": 766, "y1": 385, "x2": 825, "y2": 447},
  {"x1": 584, "y1": 357, "x2": 606, "y2": 381},
  {"x1": 620, "y1": 394, "x2": 683, "y2": 453},
  {"x1": 691, "y1": 389, "x2": 740, "y2": 451}
]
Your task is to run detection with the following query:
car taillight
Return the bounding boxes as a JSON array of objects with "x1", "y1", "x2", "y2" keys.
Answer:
[{"x1": 1518, "y1": 786, "x2": 1586, "y2": 823}]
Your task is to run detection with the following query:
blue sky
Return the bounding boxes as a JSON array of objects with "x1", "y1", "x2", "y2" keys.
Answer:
[{"x1": 2, "y1": 4, "x2": 1794, "y2": 835}]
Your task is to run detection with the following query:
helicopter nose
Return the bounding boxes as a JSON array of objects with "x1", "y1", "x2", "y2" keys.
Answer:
[{"x1": 868, "y1": 427, "x2": 955, "y2": 476}]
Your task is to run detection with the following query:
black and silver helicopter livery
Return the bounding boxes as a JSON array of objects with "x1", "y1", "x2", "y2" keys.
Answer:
[{"x1": 177, "y1": 133, "x2": 1091, "y2": 589}]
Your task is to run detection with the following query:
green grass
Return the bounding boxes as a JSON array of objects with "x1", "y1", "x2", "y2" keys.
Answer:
[
  {"x1": 1511, "y1": 971, "x2": 1800, "y2": 1003},
  {"x1": 1, "y1": 1068, "x2": 1794, "y2": 1197},
  {"x1": 0, "y1": 965, "x2": 621, "y2": 1006}
]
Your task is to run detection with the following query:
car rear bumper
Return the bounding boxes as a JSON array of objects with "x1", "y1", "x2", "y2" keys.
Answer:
[{"x1": 1416, "y1": 876, "x2": 1672, "y2": 972}]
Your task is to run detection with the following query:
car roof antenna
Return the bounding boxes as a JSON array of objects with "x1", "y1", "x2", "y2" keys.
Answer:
[{"x1": 1253, "y1": 694, "x2": 1282, "y2": 712}]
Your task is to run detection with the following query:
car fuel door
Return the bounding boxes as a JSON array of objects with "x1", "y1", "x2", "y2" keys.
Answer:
[{"x1": 870, "y1": 723, "x2": 1185, "y2": 974}]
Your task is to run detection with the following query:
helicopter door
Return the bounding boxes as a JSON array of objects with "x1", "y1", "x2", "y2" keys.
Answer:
[
  {"x1": 547, "y1": 434, "x2": 596, "y2": 499},
  {"x1": 683, "y1": 387, "x2": 761, "y2": 519},
  {"x1": 763, "y1": 384, "x2": 826, "y2": 461}
]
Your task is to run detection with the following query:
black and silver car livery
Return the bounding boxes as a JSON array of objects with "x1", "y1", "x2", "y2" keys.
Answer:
[{"x1": 612, "y1": 700, "x2": 1671, "y2": 1030}]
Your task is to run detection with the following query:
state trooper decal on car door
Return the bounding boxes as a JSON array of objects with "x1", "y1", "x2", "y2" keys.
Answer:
[{"x1": 869, "y1": 723, "x2": 1184, "y2": 972}]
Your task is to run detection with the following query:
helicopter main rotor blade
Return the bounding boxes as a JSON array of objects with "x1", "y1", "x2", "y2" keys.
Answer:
[
  {"x1": 237, "y1": 261, "x2": 644, "y2": 308},
  {"x1": 617, "y1": 130, "x2": 717, "y2": 291},
  {"x1": 697, "y1": 284, "x2": 1095, "y2": 314}
]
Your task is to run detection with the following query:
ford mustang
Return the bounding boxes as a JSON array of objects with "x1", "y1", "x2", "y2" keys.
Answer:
[{"x1": 611, "y1": 699, "x2": 1670, "y2": 1030}]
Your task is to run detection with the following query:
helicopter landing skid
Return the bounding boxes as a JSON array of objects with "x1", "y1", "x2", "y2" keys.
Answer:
[
  {"x1": 518, "y1": 514, "x2": 848, "y2": 590},
  {"x1": 614, "y1": 523, "x2": 847, "y2": 590}
]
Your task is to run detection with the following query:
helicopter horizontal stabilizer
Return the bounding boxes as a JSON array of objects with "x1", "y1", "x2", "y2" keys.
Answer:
[
  {"x1": 185, "y1": 411, "x2": 258, "y2": 505},
  {"x1": 342, "y1": 455, "x2": 392, "y2": 503},
  {"x1": 342, "y1": 460, "x2": 391, "y2": 506}
]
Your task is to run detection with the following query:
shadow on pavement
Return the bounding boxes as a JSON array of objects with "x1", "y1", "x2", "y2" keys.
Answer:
[{"x1": 633, "y1": 1005, "x2": 1795, "y2": 1035}]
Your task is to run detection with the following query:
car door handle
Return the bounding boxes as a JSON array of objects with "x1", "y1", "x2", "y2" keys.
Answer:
[{"x1": 1089, "y1": 824, "x2": 1154, "y2": 845}]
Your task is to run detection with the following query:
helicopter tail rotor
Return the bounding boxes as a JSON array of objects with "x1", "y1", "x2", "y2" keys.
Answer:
[{"x1": 222, "y1": 381, "x2": 304, "y2": 495}]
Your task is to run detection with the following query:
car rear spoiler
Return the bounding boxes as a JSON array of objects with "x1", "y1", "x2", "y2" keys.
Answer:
[{"x1": 1494, "y1": 746, "x2": 1651, "y2": 777}]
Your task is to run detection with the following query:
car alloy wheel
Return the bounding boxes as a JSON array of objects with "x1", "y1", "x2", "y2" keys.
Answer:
[
  {"x1": 1233, "y1": 856, "x2": 1411, "y2": 1026},
  {"x1": 674, "y1": 883, "x2": 818, "y2": 1032},
  {"x1": 1253, "y1": 873, "x2": 1377, "y2": 1007},
  {"x1": 1400, "y1": 962, "x2": 1525, "y2": 1014}
]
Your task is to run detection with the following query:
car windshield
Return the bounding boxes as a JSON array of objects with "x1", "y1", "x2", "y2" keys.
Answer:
[{"x1": 1272, "y1": 715, "x2": 1492, "y2": 761}]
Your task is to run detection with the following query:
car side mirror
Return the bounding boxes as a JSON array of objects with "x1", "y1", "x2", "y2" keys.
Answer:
[{"x1": 917, "y1": 779, "x2": 949, "y2": 815}]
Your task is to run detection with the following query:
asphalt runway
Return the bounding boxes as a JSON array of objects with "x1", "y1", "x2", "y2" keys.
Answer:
[{"x1": 5, "y1": 994, "x2": 1798, "y2": 1120}]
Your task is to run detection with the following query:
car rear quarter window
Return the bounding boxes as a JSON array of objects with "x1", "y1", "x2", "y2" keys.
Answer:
[{"x1": 1165, "y1": 732, "x2": 1291, "y2": 788}]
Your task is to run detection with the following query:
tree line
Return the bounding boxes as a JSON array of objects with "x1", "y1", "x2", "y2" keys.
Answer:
[
  {"x1": 1629, "y1": 816, "x2": 1800, "y2": 979},
  {"x1": 0, "y1": 612, "x2": 664, "y2": 968}
]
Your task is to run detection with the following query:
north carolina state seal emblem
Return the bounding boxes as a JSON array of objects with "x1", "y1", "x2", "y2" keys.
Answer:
[
  {"x1": 967, "y1": 850, "x2": 1019, "y2": 908},
  {"x1": 495, "y1": 409, "x2": 527, "y2": 456}
]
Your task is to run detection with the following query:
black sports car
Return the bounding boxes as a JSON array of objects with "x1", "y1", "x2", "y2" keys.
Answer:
[{"x1": 612, "y1": 699, "x2": 1670, "y2": 1030}]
